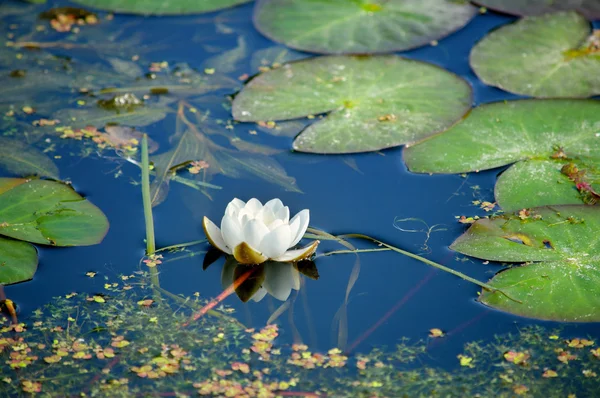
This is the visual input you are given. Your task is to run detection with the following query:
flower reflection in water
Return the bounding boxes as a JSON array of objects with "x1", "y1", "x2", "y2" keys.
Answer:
[{"x1": 220, "y1": 256, "x2": 319, "y2": 303}]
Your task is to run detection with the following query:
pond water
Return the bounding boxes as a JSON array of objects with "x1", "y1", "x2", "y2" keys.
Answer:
[{"x1": 1, "y1": 1, "x2": 600, "y2": 396}]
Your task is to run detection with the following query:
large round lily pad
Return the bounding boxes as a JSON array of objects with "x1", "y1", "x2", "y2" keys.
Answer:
[
  {"x1": 451, "y1": 205, "x2": 600, "y2": 322},
  {"x1": 470, "y1": 11, "x2": 600, "y2": 98},
  {"x1": 253, "y1": 0, "x2": 476, "y2": 54},
  {"x1": 0, "y1": 236, "x2": 37, "y2": 285},
  {"x1": 403, "y1": 99, "x2": 600, "y2": 209},
  {"x1": 233, "y1": 55, "x2": 472, "y2": 154},
  {"x1": 0, "y1": 178, "x2": 109, "y2": 246},
  {"x1": 0, "y1": 137, "x2": 59, "y2": 179},
  {"x1": 72, "y1": 0, "x2": 251, "y2": 15},
  {"x1": 474, "y1": 0, "x2": 600, "y2": 19}
]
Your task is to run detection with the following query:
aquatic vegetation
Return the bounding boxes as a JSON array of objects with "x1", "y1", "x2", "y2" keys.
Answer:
[
  {"x1": 203, "y1": 198, "x2": 317, "y2": 264},
  {"x1": 470, "y1": 11, "x2": 600, "y2": 98},
  {"x1": 0, "y1": 137, "x2": 59, "y2": 179},
  {"x1": 0, "y1": 278, "x2": 599, "y2": 396},
  {"x1": 233, "y1": 55, "x2": 472, "y2": 154},
  {"x1": 451, "y1": 205, "x2": 600, "y2": 321},
  {"x1": 253, "y1": 0, "x2": 477, "y2": 54},
  {"x1": 403, "y1": 100, "x2": 600, "y2": 211}
]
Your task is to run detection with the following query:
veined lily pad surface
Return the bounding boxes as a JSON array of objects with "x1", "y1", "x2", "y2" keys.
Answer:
[
  {"x1": 253, "y1": 0, "x2": 477, "y2": 54},
  {"x1": 470, "y1": 11, "x2": 600, "y2": 98},
  {"x1": 451, "y1": 205, "x2": 600, "y2": 322},
  {"x1": 0, "y1": 236, "x2": 37, "y2": 285},
  {"x1": 233, "y1": 55, "x2": 472, "y2": 154},
  {"x1": 72, "y1": 0, "x2": 251, "y2": 15},
  {"x1": 0, "y1": 178, "x2": 109, "y2": 246},
  {"x1": 403, "y1": 99, "x2": 600, "y2": 210},
  {"x1": 474, "y1": 0, "x2": 600, "y2": 19}
]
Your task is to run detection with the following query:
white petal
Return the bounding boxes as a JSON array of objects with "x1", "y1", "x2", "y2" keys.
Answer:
[
  {"x1": 264, "y1": 263, "x2": 294, "y2": 301},
  {"x1": 259, "y1": 224, "x2": 292, "y2": 259},
  {"x1": 273, "y1": 240, "x2": 319, "y2": 262},
  {"x1": 242, "y1": 219, "x2": 269, "y2": 250},
  {"x1": 256, "y1": 207, "x2": 276, "y2": 226},
  {"x1": 276, "y1": 206, "x2": 290, "y2": 224},
  {"x1": 251, "y1": 287, "x2": 268, "y2": 302},
  {"x1": 221, "y1": 213, "x2": 244, "y2": 250},
  {"x1": 225, "y1": 198, "x2": 245, "y2": 216},
  {"x1": 288, "y1": 209, "x2": 310, "y2": 247},
  {"x1": 267, "y1": 218, "x2": 284, "y2": 231},
  {"x1": 203, "y1": 216, "x2": 232, "y2": 254},
  {"x1": 264, "y1": 198, "x2": 284, "y2": 214},
  {"x1": 244, "y1": 198, "x2": 263, "y2": 216}
]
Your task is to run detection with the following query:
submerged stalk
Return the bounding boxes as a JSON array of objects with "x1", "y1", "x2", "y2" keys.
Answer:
[{"x1": 340, "y1": 233, "x2": 520, "y2": 303}]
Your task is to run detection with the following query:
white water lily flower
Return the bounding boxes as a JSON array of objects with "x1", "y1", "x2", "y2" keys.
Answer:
[
  {"x1": 203, "y1": 198, "x2": 319, "y2": 264},
  {"x1": 221, "y1": 259, "x2": 301, "y2": 302}
]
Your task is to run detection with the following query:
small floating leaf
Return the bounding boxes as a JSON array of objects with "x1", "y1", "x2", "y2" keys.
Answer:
[
  {"x1": 0, "y1": 137, "x2": 59, "y2": 179},
  {"x1": 470, "y1": 11, "x2": 600, "y2": 98},
  {"x1": 0, "y1": 179, "x2": 109, "y2": 246},
  {"x1": 253, "y1": 0, "x2": 476, "y2": 54},
  {"x1": 72, "y1": 0, "x2": 251, "y2": 15},
  {"x1": 451, "y1": 205, "x2": 600, "y2": 322},
  {"x1": 473, "y1": 0, "x2": 600, "y2": 19},
  {"x1": 233, "y1": 55, "x2": 472, "y2": 154},
  {"x1": 0, "y1": 236, "x2": 37, "y2": 285}
]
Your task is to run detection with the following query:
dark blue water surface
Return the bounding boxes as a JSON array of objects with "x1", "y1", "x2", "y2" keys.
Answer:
[{"x1": 2, "y1": 0, "x2": 600, "y2": 373}]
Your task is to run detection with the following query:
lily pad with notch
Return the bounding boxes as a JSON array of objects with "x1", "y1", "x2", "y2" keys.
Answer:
[
  {"x1": 473, "y1": 0, "x2": 600, "y2": 19},
  {"x1": 0, "y1": 178, "x2": 109, "y2": 246},
  {"x1": 253, "y1": 0, "x2": 476, "y2": 54},
  {"x1": 403, "y1": 99, "x2": 600, "y2": 211},
  {"x1": 72, "y1": 0, "x2": 252, "y2": 15},
  {"x1": 232, "y1": 55, "x2": 472, "y2": 154},
  {"x1": 451, "y1": 205, "x2": 600, "y2": 322},
  {"x1": 470, "y1": 11, "x2": 600, "y2": 98}
]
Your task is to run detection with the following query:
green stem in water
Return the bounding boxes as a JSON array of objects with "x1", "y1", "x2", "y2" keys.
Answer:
[
  {"x1": 141, "y1": 134, "x2": 160, "y2": 290},
  {"x1": 340, "y1": 233, "x2": 521, "y2": 304},
  {"x1": 316, "y1": 247, "x2": 391, "y2": 258},
  {"x1": 141, "y1": 134, "x2": 155, "y2": 256}
]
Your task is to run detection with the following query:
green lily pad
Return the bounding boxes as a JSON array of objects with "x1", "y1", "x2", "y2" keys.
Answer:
[
  {"x1": 232, "y1": 55, "x2": 472, "y2": 154},
  {"x1": 253, "y1": 0, "x2": 476, "y2": 54},
  {"x1": 0, "y1": 137, "x2": 59, "y2": 179},
  {"x1": 55, "y1": 105, "x2": 169, "y2": 128},
  {"x1": 72, "y1": 0, "x2": 251, "y2": 15},
  {"x1": 474, "y1": 0, "x2": 600, "y2": 19},
  {"x1": 451, "y1": 205, "x2": 600, "y2": 322},
  {"x1": 470, "y1": 11, "x2": 600, "y2": 98},
  {"x1": 495, "y1": 159, "x2": 600, "y2": 212},
  {"x1": 0, "y1": 178, "x2": 109, "y2": 246},
  {"x1": 404, "y1": 98, "x2": 600, "y2": 173},
  {"x1": 0, "y1": 236, "x2": 37, "y2": 285}
]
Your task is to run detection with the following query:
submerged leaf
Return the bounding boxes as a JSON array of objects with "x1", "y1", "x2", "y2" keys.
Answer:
[
  {"x1": 0, "y1": 179, "x2": 109, "y2": 246},
  {"x1": 451, "y1": 205, "x2": 600, "y2": 322},
  {"x1": 0, "y1": 236, "x2": 37, "y2": 285},
  {"x1": 253, "y1": 0, "x2": 476, "y2": 54},
  {"x1": 0, "y1": 137, "x2": 59, "y2": 179},
  {"x1": 233, "y1": 55, "x2": 472, "y2": 154}
]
